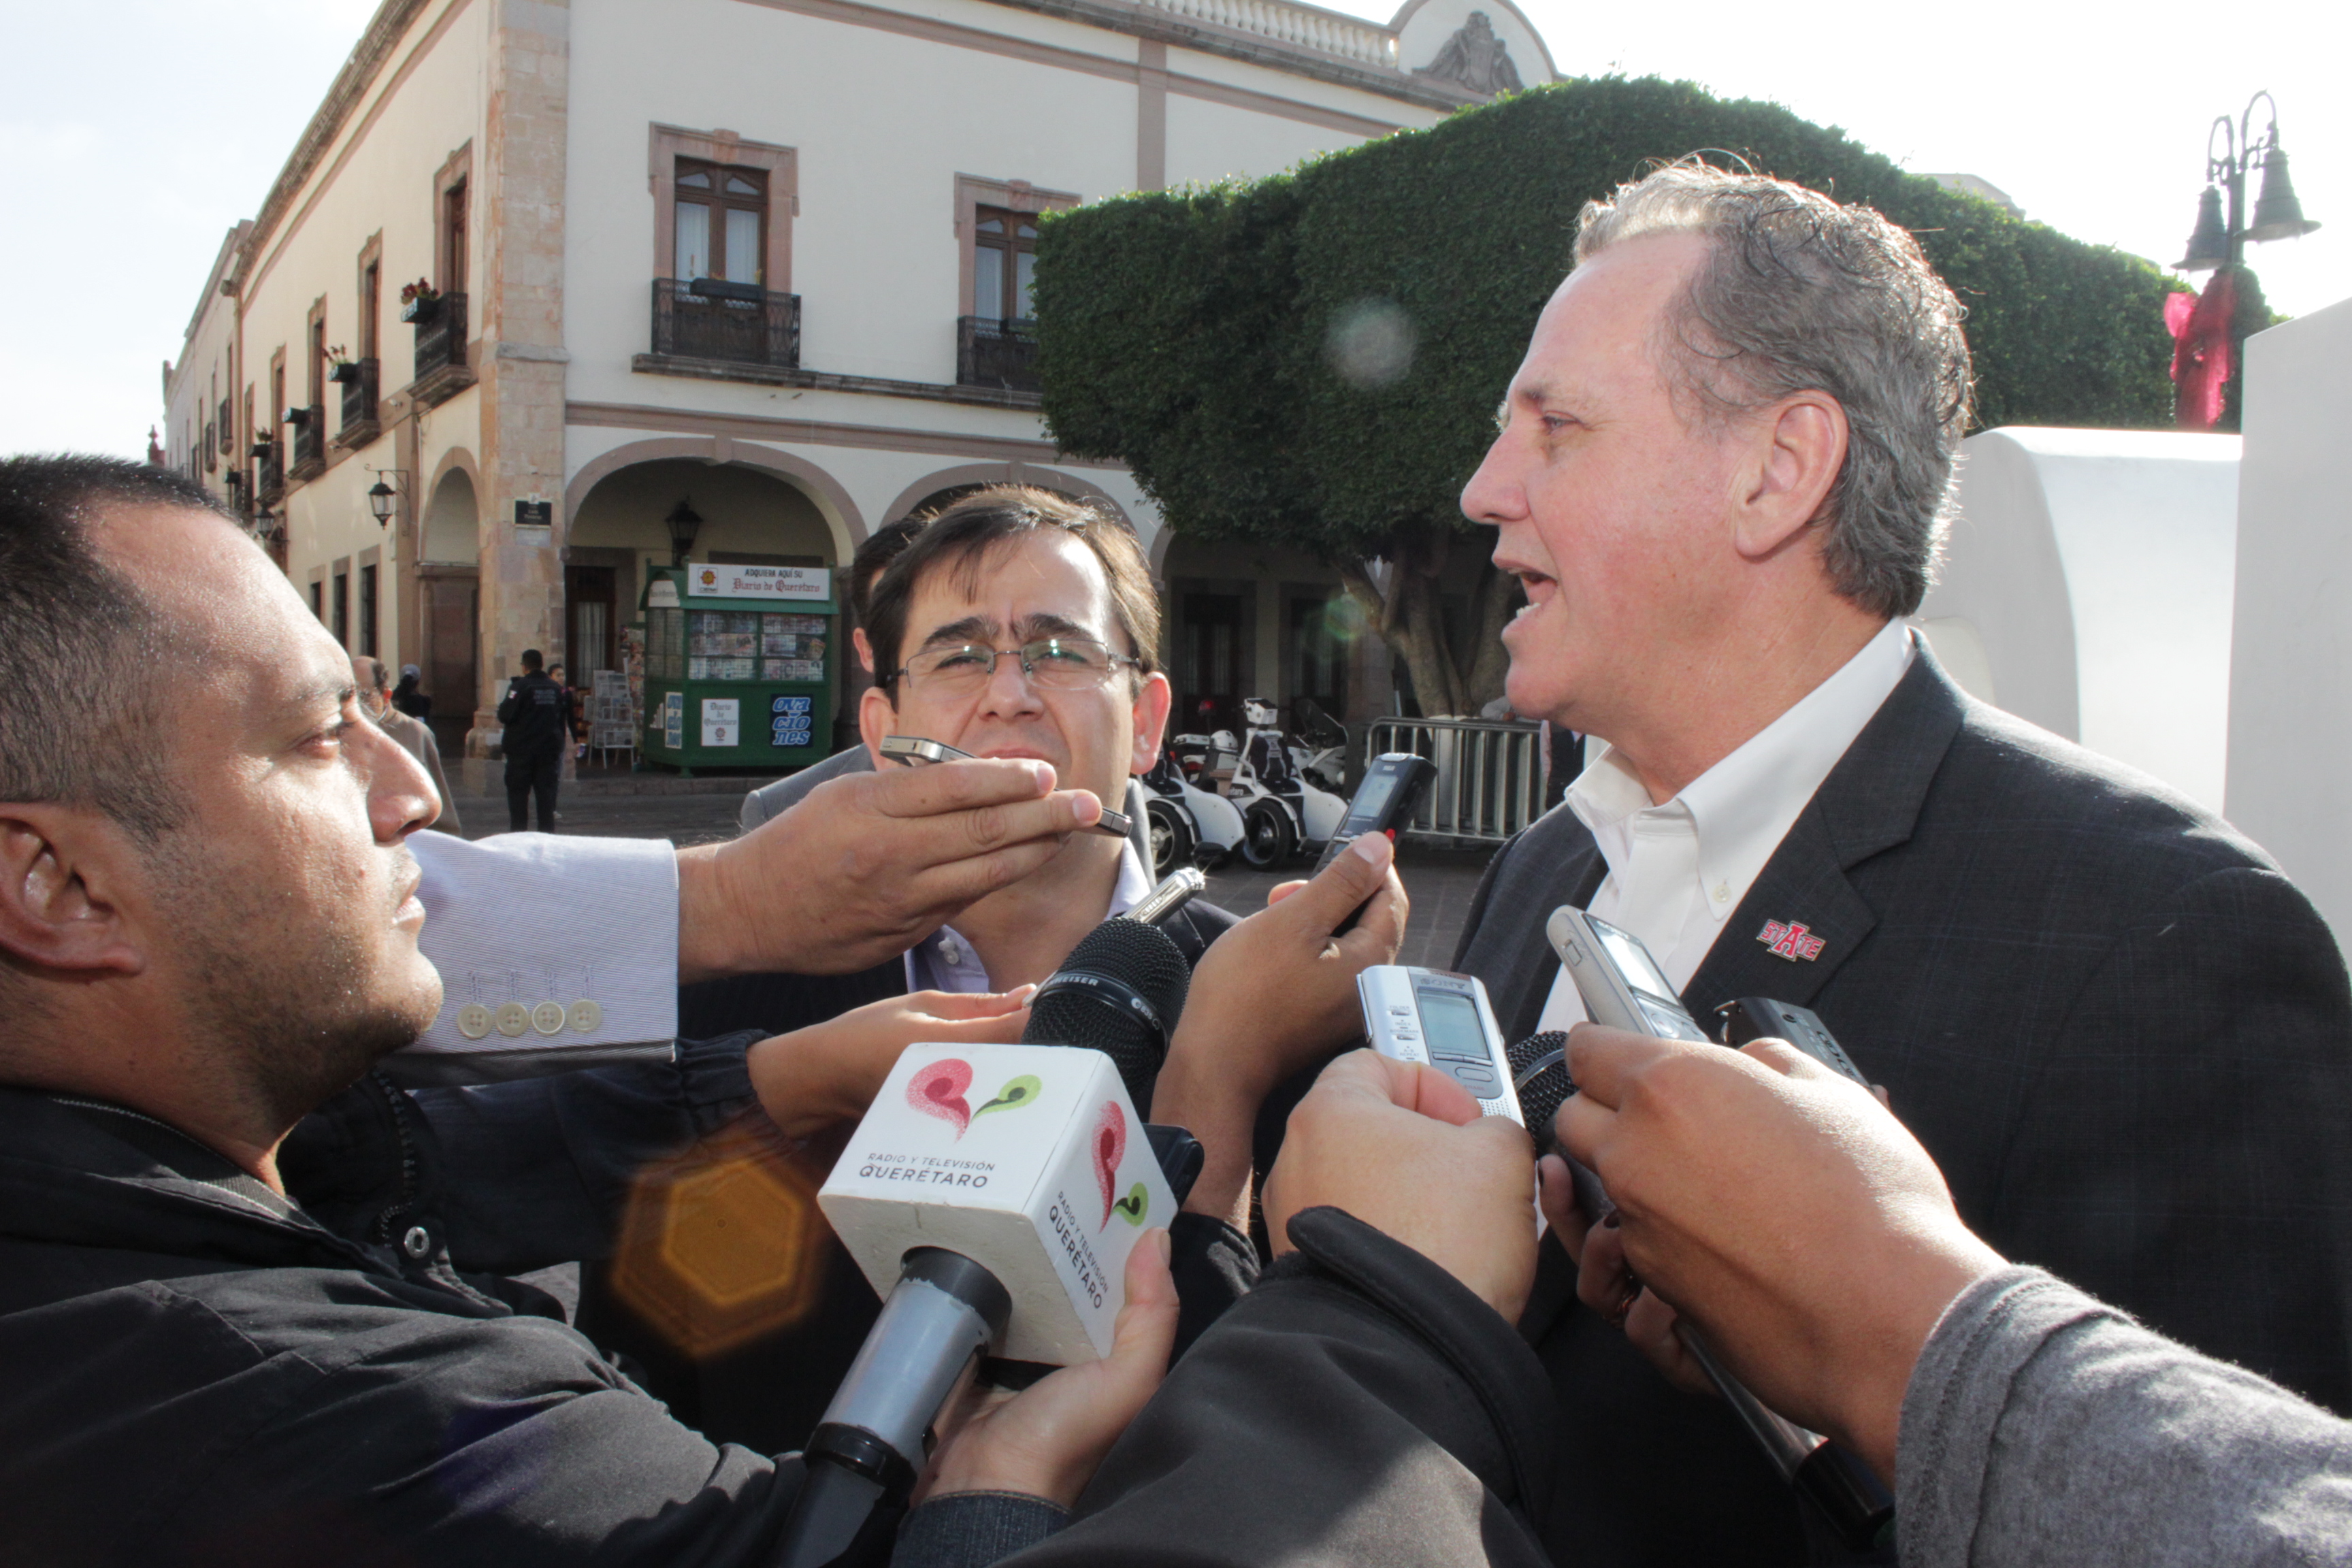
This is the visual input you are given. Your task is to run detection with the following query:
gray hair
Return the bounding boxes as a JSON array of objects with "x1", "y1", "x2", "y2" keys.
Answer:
[{"x1": 1574, "y1": 161, "x2": 1973, "y2": 618}]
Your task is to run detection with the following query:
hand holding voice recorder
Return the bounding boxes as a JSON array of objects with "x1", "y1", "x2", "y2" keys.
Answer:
[
  {"x1": 880, "y1": 734, "x2": 1132, "y2": 838},
  {"x1": 1356, "y1": 965, "x2": 1523, "y2": 1125},
  {"x1": 1539, "y1": 904, "x2": 1894, "y2": 1552}
]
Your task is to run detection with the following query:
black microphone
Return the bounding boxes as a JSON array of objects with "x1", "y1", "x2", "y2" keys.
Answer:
[
  {"x1": 1022, "y1": 916, "x2": 1191, "y2": 1117},
  {"x1": 779, "y1": 917, "x2": 1195, "y2": 1568}
]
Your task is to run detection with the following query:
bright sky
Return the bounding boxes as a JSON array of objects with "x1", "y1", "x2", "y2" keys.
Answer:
[{"x1": 2, "y1": 0, "x2": 2344, "y2": 458}]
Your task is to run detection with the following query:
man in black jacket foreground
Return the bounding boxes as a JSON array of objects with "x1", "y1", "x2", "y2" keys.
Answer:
[{"x1": 1, "y1": 456, "x2": 1537, "y2": 1567}]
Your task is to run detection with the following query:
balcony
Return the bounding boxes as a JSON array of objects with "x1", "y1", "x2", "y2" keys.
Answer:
[
  {"x1": 649, "y1": 278, "x2": 800, "y2": 368},
  {"x1": 957, "y1": 316, "x2": 1041, "y2": 393},
  {"x1": 333, "y1": 358, "x2": 381, "y2": 451},
  {"x1": 253, "y1": 439, "x2": 285, "y2": 508},
  {"x1": 406, "y1": 292, "x2": 475, "y2": 409},
  {"x1": 287, "y1": 405, "x2": 327, "y2": 483}
]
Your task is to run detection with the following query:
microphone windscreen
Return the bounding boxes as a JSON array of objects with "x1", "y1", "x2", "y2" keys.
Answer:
[
  {"x1": 1506, "y1": 1030, "x2": 1571, "y2": 1156},
  {"x1": 1023, "y1": 917, "x2": 1190, "y2": 1117}
]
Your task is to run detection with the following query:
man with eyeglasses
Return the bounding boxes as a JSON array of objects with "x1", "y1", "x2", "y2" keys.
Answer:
[{"x1": 595, "y1": 486, "x2": 1409, "y2": 1451}]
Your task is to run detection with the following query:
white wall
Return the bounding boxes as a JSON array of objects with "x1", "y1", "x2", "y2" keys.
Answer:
[
  {"x1": 1918, "y1": 426, "x2": 2241, "y2": 813},
  {"x1": 2224, "y1": 298, "x2": 2352, "y2": 943}
]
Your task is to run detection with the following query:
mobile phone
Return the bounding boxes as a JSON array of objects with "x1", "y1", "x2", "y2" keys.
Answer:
[
  {"x1": 1311, "y1": 753, "x2": 1440, "y2": 876},
  {"x1": 1125, "y1": 866, "x2": 1206, "y2": 928},
  {"x1": 1357, "y1": 965, "x2": 1523, "y2": 1124},
  {"x1": 1544, "y1": 907, "x2": 1714, "y2": 1044},
  {"x1": 879, "y1": 734, "x2": 1132, "y2": 838},
  {"x1": 1546, "y1": 906, "x2": 1895, "y2": 1552},
  {"x1": 879, "y1": 734, "x2": 972, "y2": 767}
]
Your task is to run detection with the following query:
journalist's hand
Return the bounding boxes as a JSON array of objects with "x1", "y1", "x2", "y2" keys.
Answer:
[
  {"x1": 1556, "y1": 1026, "x2": 2004, "y2": 1482},
  {"x1": 746, "y1": 987, "x2": 1032, "y2": 1141},
  {"x1": 677, "y1": 759, "x2": 1105, "y2": 981},
  {"x1": 1150, "y1": 832, "x2": 1406, "y2": 1226},
  {"x1": 1262, "y1": 1049, "x2": 1537, "y2": 1320},
  {"x1": 921, "y1": 1229, "x2": 1179, "y2": 1509}
]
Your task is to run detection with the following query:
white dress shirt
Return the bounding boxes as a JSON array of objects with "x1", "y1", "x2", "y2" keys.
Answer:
[
  {"x1": 396, "y1": 830, "x2": 683, "y2": 1081},
  {"x1": 1535, "y1": 620, "x2": 1915, "y2": 1032},
  {"x1": 908, "y1": 843, "x2": 1154, "y2": 994}
]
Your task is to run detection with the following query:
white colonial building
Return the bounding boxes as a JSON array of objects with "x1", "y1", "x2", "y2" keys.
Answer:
[{"x1": 162, "y1": 0, "x2": 1554, "y2": 755}]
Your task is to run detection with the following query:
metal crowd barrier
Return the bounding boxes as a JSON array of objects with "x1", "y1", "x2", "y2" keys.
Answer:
[{"x1": 1365, "y1": 717, "x2": 1548, "y2": 844}]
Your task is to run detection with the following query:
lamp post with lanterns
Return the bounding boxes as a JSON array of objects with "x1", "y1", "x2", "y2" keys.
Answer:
[{"x1": 2169, "y1": 91, "x2": 2320, "y2": 430}]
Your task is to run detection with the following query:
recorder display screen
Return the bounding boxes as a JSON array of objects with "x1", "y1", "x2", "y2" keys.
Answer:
[
  {"x1": 1589, "y1": 916, "x2": 1679, "y2": 1002},
  {"x1": 1417, "y1": 988, "x2": 1488, "y2": 1062},
  {"x1": 1347, "y1": 768, "x2": 1400, "y2": 828}
]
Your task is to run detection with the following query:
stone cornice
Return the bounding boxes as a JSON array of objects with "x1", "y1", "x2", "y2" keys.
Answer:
[
  {"x1": 236, "y1": 0, "x2": 436, "y2": 290},
  {"x1": 987, "y1": 0, "x2": 1482, "y2": 111}
]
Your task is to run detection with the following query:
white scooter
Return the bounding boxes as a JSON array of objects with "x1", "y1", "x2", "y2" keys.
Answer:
[
  {"x1": 1224, "y1": 698, "x2": 1349, "y2": 869},
  {"x1": 1139, "y1": 742, "x2": 1246, "y2": 875}
]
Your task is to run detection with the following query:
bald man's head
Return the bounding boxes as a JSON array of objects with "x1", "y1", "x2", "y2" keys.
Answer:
[{"x1": 0, "y1": 455, "x2": 238, "y2": 839}]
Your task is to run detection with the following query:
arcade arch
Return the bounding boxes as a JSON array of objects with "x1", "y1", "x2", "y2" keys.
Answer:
[{"x1": 565, "y1": 457, "x2": 842, "y2": 679}]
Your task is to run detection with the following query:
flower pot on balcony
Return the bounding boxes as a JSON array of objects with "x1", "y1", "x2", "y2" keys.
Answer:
[
  {"x1": 401, "y1": 296, "x2": 443, "y2": 325},
  {"x1": 329, "y1": 361, "x2": 362, "y2": 385}
]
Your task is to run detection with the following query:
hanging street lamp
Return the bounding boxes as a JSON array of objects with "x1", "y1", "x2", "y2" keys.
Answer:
[{"x1": 2168, "y1": 92, "x2": 2321, "y2": 431}]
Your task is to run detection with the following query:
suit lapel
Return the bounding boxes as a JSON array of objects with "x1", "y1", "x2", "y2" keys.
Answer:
[{"x1": 1685, "y1": 642, "x2": 1970, "y2": 1015}]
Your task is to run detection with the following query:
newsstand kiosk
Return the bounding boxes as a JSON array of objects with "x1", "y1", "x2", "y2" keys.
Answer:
[{"x1": 638, "y1": 563, "x2": 839, "y2": 775}]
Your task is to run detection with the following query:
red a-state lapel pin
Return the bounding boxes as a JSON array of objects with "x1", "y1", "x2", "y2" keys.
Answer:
[{"x1": 1757, "y1": 919, "x2": 1827, "y2": 962}]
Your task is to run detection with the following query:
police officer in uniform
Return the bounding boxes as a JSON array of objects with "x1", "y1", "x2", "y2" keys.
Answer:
[{"x1": 497, "y1": 647, "x2": 566, "y2": 832}]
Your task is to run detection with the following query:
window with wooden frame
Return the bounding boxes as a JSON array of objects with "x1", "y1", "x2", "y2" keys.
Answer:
[
  {"x1": 672, "y1": 158, "x2": 767, "y2": 285},
  {"x1": 359, "y1": 259, "x2": 380, "y2": 361},
  {"x1": 971, "y1": 205, "x2": 1039, "y2": 324},
  {"x1": 442, "y1": 178, "x2": 469, "y2": 293},
  {"x1": 307, "y1": 306, "x2": 327, "y2": 409}
]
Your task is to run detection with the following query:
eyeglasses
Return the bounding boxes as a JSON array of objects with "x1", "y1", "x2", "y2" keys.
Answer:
[{"x1": 894, "y1": 636, "x2": 1139, "y2": 695}]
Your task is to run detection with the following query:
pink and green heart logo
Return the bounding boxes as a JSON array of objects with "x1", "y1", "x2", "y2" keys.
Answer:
[{"x1": 909, "y1": 1060, "x2": 1044, "y2": 1142}]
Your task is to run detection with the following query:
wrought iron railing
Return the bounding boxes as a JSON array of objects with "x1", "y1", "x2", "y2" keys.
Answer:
[
  {"x1": 956, "y1": 316, "x2": 1041, "y2": 392},
  {"x1": 254, "y1": 440, "x2": 285, "y2": 506},
  {"x1": 412, "y1": 293, "x2": 468, "y2": 382},
  {"x1": 650, "y1": 278, "x2": 800, "y2": 367},
  {"x1": 338, "y1": 358, "x2": 379, "y2": 435},
  {"x1": 289, "y1": 406, "x2": 326, "y2": 476},
  {"x1": 1365, "y1": 717, "x2": 1548, "y2": 843}
]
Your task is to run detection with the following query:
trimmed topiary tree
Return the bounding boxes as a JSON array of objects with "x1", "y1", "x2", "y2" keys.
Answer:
[{"x1": 1037, "y1": 76, "x2": 2183, "y2": 714}]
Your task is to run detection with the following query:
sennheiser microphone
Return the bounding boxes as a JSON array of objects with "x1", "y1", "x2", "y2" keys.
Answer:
[
  {"x1": 781, "y1": 922, "x2": 1192, "y2": 1568},
  {"x1": 1022, "y1": 916, "x2": 1191, "y2": 1117}
]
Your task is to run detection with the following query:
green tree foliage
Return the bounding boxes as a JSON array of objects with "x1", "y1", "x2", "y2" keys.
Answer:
[{"x1": 1036, "y1": 76, "x2": 2183, "y2": 714}]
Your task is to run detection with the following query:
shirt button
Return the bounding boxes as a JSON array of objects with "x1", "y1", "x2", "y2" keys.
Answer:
[
  {"x1": 941, "y1": 935, "x2": 964, "y2": 966},
  {"x1": 495, "y1": 1002, "x2": 529, "y2": 1036},
  {"x1": 532, "y1": 1000, "x2": 566, "y2": 1035},
  {"x1": 569, "y1": 998, "x2": 603, "y2": 1032},
  {"x1": 1712, "y1": 883, "x2": 1731, "y2": 903},
  {"x1": 456, "y1": 1004, "x2": 492, "y2": 1040},
  {"x1": 401, "y1": 1226, "x2": 431, "y2": 1260}
]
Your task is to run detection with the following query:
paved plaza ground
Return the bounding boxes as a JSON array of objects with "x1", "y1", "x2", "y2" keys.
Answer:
[{"x1": 442, "y1": 771, "x2": 1499, "y2": 966}]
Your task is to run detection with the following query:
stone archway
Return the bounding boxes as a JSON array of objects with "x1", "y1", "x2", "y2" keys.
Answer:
[
  {"x1": 414, "y1": 464, "x2": 482, "y2": 756},
  {"x1": 565, "y1": 437, "x2": 865, "y2": 565}
]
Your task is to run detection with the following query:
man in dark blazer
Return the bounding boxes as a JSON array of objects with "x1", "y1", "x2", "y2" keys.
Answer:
[{"x1": 1450, "y1": 163, "x2": 2352, "y2": 1566}]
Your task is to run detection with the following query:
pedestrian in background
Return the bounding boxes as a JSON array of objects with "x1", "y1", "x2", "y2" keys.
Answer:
[
  {"x1": 392, "y1": 662, "x2": 431, "y2": 720},
  {"x1": 355, "y1": 655, "x2": 463, "y2": 835},
  {"x1": 497, "y1": 648, "x2": 566, "y2": 832}
]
